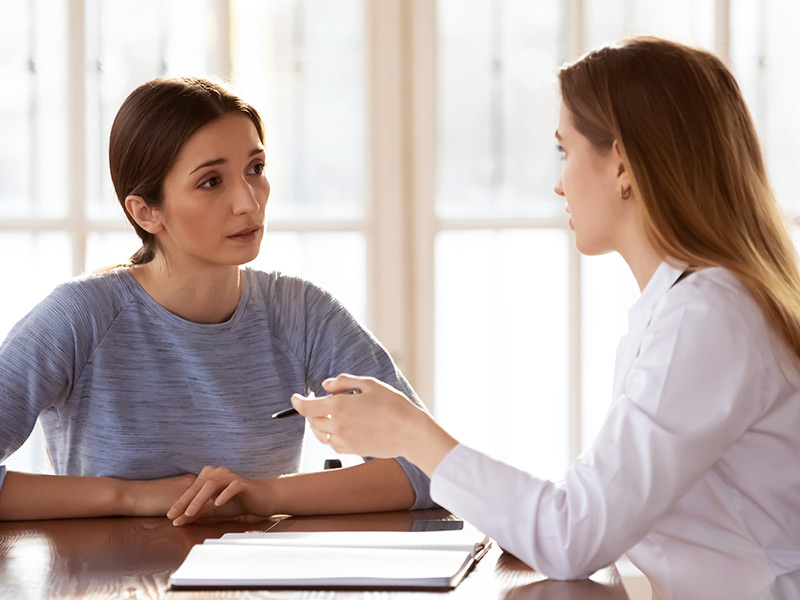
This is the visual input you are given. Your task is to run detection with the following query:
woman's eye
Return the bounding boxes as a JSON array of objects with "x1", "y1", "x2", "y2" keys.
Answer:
[
  {"x1": 200, "y1": 176, "x2": 221, "y2": 189},
  {"x1": 249, "y1": 162, "x2": 266, "y2": 176}
]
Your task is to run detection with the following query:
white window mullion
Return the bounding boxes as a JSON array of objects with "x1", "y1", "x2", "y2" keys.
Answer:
[
  {"x1": 715, "y1": 0, "x2": 731, "y2": 65},
  {"x1": 26, "y1": 1, "x2": 39, "y2": 216},
  {"x1": 212, "y1": 0, "x2": 233, "y2": 80},
  {"x1": 67, "y1": 0, "x2": 87, "y2": 276},
  {"x1": 565, "y1": 0, "x2": 584, "y2": 461},
  {"x1": 365, "y1": 0, "x2": 414, "y2": 376},
  {"x1": 568, "y1": 234, "x2": 582, "y2": 461},
  {"x1": 565, "y1": 0, "x2": 585, "y2": 58},
  {"x1": 408, "y1": 0, "x2": 437, "y2": 408}
]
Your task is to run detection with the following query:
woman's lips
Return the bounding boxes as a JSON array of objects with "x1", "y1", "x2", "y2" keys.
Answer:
[{"x1": 228, "y1": 226, "x2": 261, "y2": 242}]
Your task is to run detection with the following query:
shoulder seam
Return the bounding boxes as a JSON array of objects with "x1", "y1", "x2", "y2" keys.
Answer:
[
  {"x1": 69, "y1": 279, "x2": 138, "y2": 400},
  {"x1": 249, "y1": 270, "x2": 309, "y2": 374}
]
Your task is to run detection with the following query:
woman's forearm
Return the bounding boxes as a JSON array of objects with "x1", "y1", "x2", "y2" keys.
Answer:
[
  {"x1": 0, "y1": 471, "x2": 129, "y2": 520},
  {"x1": 0, "y1": 471, "x2": 194, "y2": 521},
  {"x1": 268, "y1": 458, "x2": 416, "y2": 516}
]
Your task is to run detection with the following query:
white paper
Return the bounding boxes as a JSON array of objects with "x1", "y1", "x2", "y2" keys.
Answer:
[
  {"x1": 170, "y1": 527, "x2": 491, "y2": 589},
  {"x1": 207, "y1": 528, "x2": 487, "y2": 553}
]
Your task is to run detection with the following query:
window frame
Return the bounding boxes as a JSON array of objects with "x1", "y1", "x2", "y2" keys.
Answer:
[{"x1": 3, "y1": 0, "x2": 799, "y2": 474}]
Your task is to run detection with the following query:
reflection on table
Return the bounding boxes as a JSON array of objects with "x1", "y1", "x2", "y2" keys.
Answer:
[{"x1": 0, "y1": 508, "x2": 629, "y2": 599}]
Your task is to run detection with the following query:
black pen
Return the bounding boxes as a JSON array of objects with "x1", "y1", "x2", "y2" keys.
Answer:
[
  {"x1": 271, "y1": 388, "x2": 360, "y2": 419},
  {"x1": 271, "y1": 406, "x2": 301, "y2": 419}
]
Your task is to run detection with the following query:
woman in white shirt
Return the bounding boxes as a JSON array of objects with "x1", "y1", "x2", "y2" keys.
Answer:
[
  {"x1": 169, "y1": 36, "x2": 800, "y2": 598},
  {"x1": 292, "y1": 37, "x2": 800, "y2": 599}
]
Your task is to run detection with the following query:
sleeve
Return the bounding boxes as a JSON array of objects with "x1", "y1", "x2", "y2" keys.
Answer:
[
  {"x1": 0, "y1": 280, "x2": 109, "y2": 461},
  {"x1": 430, "y1": 287, "x2": 768, "y2": 579},
  {"x1": 276, "y1": 276, "x2": 435, "y2": 509}
]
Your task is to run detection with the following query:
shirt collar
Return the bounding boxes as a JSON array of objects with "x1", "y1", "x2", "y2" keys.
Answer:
[{"x1": 627, "y1": 261, "x2": 686, "y2": 330}]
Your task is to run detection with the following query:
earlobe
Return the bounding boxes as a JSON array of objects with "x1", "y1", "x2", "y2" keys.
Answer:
[{"x1": 125, "y1": 195, "x2": 163, "y2": 234}]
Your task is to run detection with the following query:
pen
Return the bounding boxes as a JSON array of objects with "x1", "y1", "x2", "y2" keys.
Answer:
[
  {"x1": 271, "y1": 388, "x2": 360, "y2": 419},
  {"x1": 271, "y1": 406, "x2": 301, "y2": 419}
]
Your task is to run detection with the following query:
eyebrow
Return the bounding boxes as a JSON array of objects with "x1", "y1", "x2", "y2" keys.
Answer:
[{"x1": 189, "y1": 147, "x2": 265, "y2": 175}]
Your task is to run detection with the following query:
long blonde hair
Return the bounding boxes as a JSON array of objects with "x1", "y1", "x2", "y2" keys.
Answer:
[{"x1": 559, "y1": 36, "x2": 800, "y2": 365}]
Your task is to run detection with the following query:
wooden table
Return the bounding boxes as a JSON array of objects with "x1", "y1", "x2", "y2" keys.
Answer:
[{"x1": 0, "y1": 508, "x2": 629, "y2": 599}]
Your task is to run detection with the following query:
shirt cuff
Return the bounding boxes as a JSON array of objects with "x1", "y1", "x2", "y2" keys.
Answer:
[
  {"x1": 0, "y1": 465, "x2": 6, "y2": 493},
  {"x1": 430, "y1": 443, "x2": 475, "y2": 510}
]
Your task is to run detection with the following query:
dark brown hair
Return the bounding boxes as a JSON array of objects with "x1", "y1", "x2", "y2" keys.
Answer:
[
  {"x1": 559, "y1": 36, "x2": 800, "y2": 364},
  {"x1": 109, "y1": 76, "x2": 265, "y2": 264}
]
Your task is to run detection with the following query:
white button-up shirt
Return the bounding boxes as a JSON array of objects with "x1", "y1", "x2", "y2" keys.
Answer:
[{"x1": 431, "y1": 262, "x2": 800, "y2": 599}]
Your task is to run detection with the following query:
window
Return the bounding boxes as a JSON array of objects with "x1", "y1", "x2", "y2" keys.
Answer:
[
  {"x1": 2, "y1": 1, "x2": 799, "y2": 484},
  {"x1": 1, "y1": 0, "x2": 368, "y2": 472},
  {"x1": 433, "y1": 0, "x2": 570, "y2": 479}
]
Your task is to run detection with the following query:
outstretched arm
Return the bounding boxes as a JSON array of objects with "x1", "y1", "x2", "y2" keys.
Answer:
[{"x1": 0, "y1": 467, "x2": 196, "y2": 521}]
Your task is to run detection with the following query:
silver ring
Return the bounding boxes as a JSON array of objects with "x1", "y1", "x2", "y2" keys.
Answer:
[{"x1": 326, "y1": 432, "x2": 332, "y2": 444}]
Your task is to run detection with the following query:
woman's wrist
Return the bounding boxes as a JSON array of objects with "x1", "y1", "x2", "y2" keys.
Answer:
[
  {"x1": 120, "y1": 474, "x2": 195, "y2": 517},
  {"x1": 403, "y1": 410, "x2": 459, "y2": 478},
  {"x1": 261, "y1": 476, "x2": 292, "y2": 517},
  {"x1": 117, "y1": 478, "x2": 153, "y2": 516}
]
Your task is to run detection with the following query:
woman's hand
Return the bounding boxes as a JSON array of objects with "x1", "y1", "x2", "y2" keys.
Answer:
[
  {"x1": 291, "y1": 374, "x2": 460, "y2": 477},
  {"x1": 166, "y1": 466, "x2": 273, "y2": 526}
]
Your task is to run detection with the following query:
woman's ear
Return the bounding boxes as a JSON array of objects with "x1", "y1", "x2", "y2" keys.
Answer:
[
  {"x1": 613, "y1": 140, "x2": 633, "y2": 199},
  {"x1": 125, "y1": 195, "x2": 163, "y2": 234}
]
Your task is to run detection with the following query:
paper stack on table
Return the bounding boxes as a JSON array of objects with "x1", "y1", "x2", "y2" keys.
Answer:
[{"x1": 170, "y1": 527, "x2": 491, "y2": 590}]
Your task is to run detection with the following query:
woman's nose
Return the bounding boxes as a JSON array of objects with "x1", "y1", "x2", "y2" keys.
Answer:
[
  {"x1": 232, "y1": 180, "x2": 261, "y2": 215},
  {"x1": 554, "y1": 174, "x2": 565, "y2": 197}
]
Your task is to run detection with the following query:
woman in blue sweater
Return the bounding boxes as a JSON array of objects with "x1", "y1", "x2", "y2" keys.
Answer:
[{"x1": 0, "y1": 77, "x2": 433, "y2": 520}]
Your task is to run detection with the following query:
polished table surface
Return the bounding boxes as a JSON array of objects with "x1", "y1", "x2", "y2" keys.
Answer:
[{"x1": 0, "y1": 508, "x2": 629, "y2": 599}]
